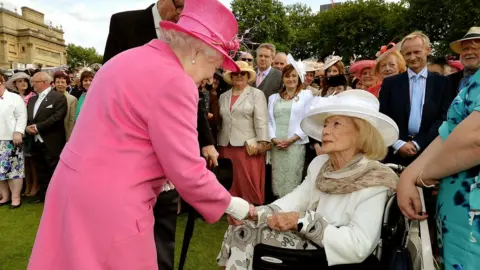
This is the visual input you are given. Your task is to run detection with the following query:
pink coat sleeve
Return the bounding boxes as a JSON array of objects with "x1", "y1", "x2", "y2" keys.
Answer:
[{"x1": 148, "y1": 76, "x2": 231, "y2": 223}]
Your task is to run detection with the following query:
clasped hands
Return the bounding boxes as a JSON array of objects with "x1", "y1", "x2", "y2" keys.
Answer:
[
  {"x1": 228, "y1": 208, "x2": 300, "y2": 232},
  {"x1": 398, "y1": 141, "x2": 418, "y2": 158},
  {"x1": 272, "y1": 137, "x2": 296, "y2": 150}
]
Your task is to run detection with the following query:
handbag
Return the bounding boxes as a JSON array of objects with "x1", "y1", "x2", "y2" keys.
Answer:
[{"x1": 252, "y1": 224, "x2": 327, "y2": 270}]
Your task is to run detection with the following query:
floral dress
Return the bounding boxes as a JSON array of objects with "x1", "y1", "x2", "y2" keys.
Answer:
[
  {"x1": 271, "y1": 98, "x2": 306, "y2": 197},
  {"x1": 0, "y1": 141, "x2": 25, "y2": 181},
  {"x1": 436, "y1": 70, "x2": 480, "y2": 270}
]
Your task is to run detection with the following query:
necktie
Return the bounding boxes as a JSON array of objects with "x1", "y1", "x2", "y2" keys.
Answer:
[
  {"x1": 408, "y1": 75, "x2": 424, "y2": 135},
  {"x1": 458, "y1": 74, "x2": 472, "y2": 93},
  {"x1": 256, "y1": 72, "x2": 264, "y2": 87}
]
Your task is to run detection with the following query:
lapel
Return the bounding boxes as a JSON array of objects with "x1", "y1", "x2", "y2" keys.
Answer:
[
  {"x1": 34, "y1": 90, "x2": 53, "y2": 120},
  {"x1": 399, "y1": 72, "x2": 411, "y2": 117},
  {"x1": 143, "y1": 4, "x2": 157, "y2": 41},
  {"x1": 421, "y1": 72, "x2": 435, "y2": 123},
  {"x1": 231, "y1": 87, "x2": 252, "y2": 114},
  {"x1": 28, "y1": 95, "x2": 38, "y2": 122},
  {"x1": 258, "y1": 71, "x2": 270, "y2": 89}
]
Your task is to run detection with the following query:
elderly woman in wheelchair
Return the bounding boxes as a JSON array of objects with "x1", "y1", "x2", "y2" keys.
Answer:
[{"x1": 217, "y1": 90, "x2": 400, "y2": 269}]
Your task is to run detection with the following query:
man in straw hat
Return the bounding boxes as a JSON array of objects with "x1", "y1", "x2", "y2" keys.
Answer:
[
  {"x1": 28, "y1": 1, "x2": 254, "y2": 269},
  {"x1": 448, "y1": 26, "x2": 480, "y2": 94},
  {"x1": 103, "y1": 1, "x2": 222, "y2": 268}
]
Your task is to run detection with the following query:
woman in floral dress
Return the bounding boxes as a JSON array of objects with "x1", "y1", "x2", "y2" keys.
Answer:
[{"x1": 0, "y1": 73, "x2": 27, "y2": 208}]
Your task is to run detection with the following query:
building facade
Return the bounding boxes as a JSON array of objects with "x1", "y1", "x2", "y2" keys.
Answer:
[
  {"x1": 0, "y1": 7, "x2": 66, "y2": 69},
  {"x1": 319, "y1": 2, "x2": 343, "y2": 13}
]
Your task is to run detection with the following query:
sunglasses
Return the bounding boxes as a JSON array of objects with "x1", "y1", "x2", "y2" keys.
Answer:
[
  {"x1": 241, "y1": 58, "x2": 253, "y2": 62},
  {"x1": 232, "y1": 71, "x2": 249, "y2": 77}
]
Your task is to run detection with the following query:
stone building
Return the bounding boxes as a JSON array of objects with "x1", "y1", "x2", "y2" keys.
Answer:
[{"x1": 0, "y1": 6, "x2": 66, "y2": 69}]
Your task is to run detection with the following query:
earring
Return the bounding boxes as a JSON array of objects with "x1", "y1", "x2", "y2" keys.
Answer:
[{"x1": 192, "y1": 59, "x2": 196, "y2": 64}]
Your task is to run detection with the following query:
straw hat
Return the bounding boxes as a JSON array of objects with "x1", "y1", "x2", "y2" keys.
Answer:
[
  {"x1": 450, "y1": 27, "x2": 480, "y2": 54},
  {"x1": 223, "y1": 61, "x2": 256, "y2": 85},
  {"x1": 301, "y1": 90, "x2": 399, "y2": 146},
  {"x1": 304, "y1": 59, "x2": 323, "y2": 72},
  {"x1": 323, "y1": 55, "x2": 343, "y2": 70},
  {"x1": 6, "y1": 72, "x2": 30, "y2": 91},
  {"x1": 160, "y1": 0, "x2": 241, "y2": 72}
]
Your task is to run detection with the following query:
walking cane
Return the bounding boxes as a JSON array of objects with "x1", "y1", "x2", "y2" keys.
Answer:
[{"x1": 178, "y1": 158, "x2": 233, "y2": 270}]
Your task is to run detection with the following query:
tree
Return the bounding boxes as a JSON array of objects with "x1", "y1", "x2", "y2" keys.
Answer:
[
  {"x1": 232, "y1": 0, "x2": 292, "y2": 54},
  {"x1": 405, "y1": 0, "x2": 480, "y2": 56},
  {"x1": 285, "y1": 3, "x2": 316, "y2": 59},
  {"x1": 310, "y1": 0, "x2": 408, "y2": 63},
  {"x1": 66, "y1": 44, "x2": 103, "y2": 68}
]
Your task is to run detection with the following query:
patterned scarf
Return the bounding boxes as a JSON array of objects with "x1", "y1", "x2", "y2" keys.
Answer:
[{"x1": 316, "y1": 155, "x2": 398, "y2": 194}]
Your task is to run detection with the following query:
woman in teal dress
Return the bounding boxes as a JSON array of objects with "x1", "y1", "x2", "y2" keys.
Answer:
[
  {"x1": 397, "y1": 69, "x2": 480, "y2": 270},
  {"x1": 75, "y1": 68, "x2": 95, "y2": 120}
]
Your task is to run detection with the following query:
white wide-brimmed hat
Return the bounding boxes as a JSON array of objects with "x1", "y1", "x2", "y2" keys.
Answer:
[
  {"x1": 323, "y1": 54, "x2": 343, "y2": 70},
  {"x1": 301, "y1": 90, "x2": 399, "y2": 146},
  {"x1": 450, "y1": 27, "x2": 480, "y2": 54},
  {"x1": 6, "y1": 72, "x2": 30, "y2": 91},
  {"x1": 286, "y1": 54, "x2": 306, "y2": 83}
]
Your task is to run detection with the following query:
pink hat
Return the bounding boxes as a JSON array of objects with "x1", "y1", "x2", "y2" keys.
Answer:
[
  {"x1": 349, "y1": 60, "x2": 376, "y2": 79},
  {"x1": 160, "y1": 0, "x2": 240, "y2": 72},
  {"x1": 447, "y1": 60, "x2": 464, "y2": 71}
]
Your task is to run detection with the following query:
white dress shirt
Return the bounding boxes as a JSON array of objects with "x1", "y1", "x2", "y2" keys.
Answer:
[
  {"x1": 152, "y1": 2, "x2": 163, "y2": 39},
  {"x1": 0, "y1": 90, "x2": 27, "y2": 140},
  {"x1": 33, "y1": 87, "x2": 52, "y2": 143}
]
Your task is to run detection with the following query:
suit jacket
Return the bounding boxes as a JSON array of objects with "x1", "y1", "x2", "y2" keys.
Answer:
[
  {"x1": 254, "y1": 68, "x2": 283, "y2": 99},
  {"x1": 379, "y1": 71, "x2": 454, "y2": 165},
  {"x1": 103, "y1": 4, "x2": 214, "y2": 147},
  {"x1": 447, "y1": 70, "x2": 464, "y2": 95},
  {"x1": 27, "y1": 90, "x2": 68, "y2": 156},
  {"x1": 218, "y1": 86, "x2": 269, "y2": 147},
  {"x1": 62, "y1": 91, "x2": 78, "y2": 141}
]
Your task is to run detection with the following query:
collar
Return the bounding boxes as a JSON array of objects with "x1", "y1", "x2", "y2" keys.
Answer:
[
  {"x1": 152, "y1": 2, "x2": 162, "y2": 33},
  {"x1": 464, "y1": 68, "x2": 478, "y2": 77},
  {"x1": 407, "y1": 66, "x2": 428, "y2": 79},
  {"x1": 257, "y1": 66, "x2": 272, "y2": 77},
  {"x1": 38, "y1": 87, "x2": 52, "y2": 99}
]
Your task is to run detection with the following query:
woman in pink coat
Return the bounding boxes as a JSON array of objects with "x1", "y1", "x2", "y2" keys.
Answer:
[{"x1": 28, "y1": 0, "x2": 253, "y2": 269}]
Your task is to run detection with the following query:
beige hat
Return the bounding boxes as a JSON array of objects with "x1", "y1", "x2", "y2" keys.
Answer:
[
  {"x1": 6, "y1": 72, "x2": 30, "y2": 91},
  {"x1": 323, "y1": 55, "x2": 343, "y2": 70},
  {"x1": 304, "y1": 59, "x2": 323, "y2": 72},
  {"x1": 450, "y1": 27, "x2": 480, "y2": 54},
  {"x1": 223, "y1": 61, "x2": 257, "y2": 85}
]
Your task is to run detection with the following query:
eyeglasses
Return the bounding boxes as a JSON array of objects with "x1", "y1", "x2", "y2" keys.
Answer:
[
  {"x1": 171, "y1": 0, "x2": 184, "y2": 14},
  {"x1": 241, "y1": 58, "x2": 253, "y2": 62}
]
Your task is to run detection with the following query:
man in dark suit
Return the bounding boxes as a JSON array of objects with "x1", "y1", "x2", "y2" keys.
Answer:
[
  {"x1": 26, "y1": 72, "x2": 67, "y2": 203},
  {"x1": 448, "y1": 26, "x2": 480, "y2": 95},
  {"x1": 253, "y1": 43, "x2": 283, "y2": 99},
  {"x1": 379, "y1": 31, "x2": 454, "y2": 166},
  {"x1": 103, "y1": 1, "x2": 218, "y2": 269}
]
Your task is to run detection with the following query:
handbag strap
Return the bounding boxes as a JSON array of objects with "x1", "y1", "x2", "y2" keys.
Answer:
[{"x1": 417, "y1": 187, "x2": 435, "y2": 270}]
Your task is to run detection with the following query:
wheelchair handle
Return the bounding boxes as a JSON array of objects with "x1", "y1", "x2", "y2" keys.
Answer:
[{"x1": 385, "y1": 163, "x2": 405, "y2": 174}]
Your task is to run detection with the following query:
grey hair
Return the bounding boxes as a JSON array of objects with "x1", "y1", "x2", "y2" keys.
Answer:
[
  {"x1": 256, "y1": 43, "x2": 276, "y2": 57},
  {"x1": 35, "y1": 72, "x2": 52, "y2": 83},
  {"x1": 159, "y1": 28, "x2": 219, "y2": 59}
]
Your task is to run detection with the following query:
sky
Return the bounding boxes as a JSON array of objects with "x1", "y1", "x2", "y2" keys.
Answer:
[{"x1": 7, "y1": 0, "x2": 395, "y2": 56}]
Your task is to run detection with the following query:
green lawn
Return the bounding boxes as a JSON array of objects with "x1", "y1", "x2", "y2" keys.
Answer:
[{"x1": 0, "y1": 204, "x2": 228, "y2": 270}]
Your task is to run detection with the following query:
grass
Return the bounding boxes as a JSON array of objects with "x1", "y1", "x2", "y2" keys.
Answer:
[{"x1": 0, "y1": 203, "x2": 228, "y2": 270}]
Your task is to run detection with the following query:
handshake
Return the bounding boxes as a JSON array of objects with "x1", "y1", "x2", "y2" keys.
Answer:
[{"x1": 224, "y1": 197, "x2": 257, "y2": 225}]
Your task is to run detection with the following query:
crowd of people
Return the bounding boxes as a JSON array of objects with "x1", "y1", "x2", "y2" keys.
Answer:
[{"x1": 1, "y1": 0, "x2": 480, "y2": 269}]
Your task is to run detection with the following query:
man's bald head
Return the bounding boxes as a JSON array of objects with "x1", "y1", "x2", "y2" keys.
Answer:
[
  {"x1": 32, "y1": 72, "x2": 52, "y2": 93},
  {"x1": 273, "y1": 52, "x2": 287, "y2": 71}
]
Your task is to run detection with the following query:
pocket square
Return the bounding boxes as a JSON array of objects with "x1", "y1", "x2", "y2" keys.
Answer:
[{"x1": 46, "y1": 105, "x2": 53, "y2": 108}]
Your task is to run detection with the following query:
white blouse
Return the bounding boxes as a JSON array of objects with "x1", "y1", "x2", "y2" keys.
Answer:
[
  {"x1": 273, "y1": 155, "x2": 390, "y2": 266},
  {"x1": 268, "y1": 90, "x2": 313, "y2": 145},
  {"x1": 0, "y1": 90, "x2": 27, "y2": 140}
]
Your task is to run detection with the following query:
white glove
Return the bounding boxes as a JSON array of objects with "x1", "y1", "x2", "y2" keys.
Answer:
[{"x1": 225, "y1": 196, "x2": 250, "y2": 220}]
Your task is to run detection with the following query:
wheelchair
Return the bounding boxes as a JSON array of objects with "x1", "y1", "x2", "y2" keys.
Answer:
[{"x1": 252, "y1": 163, "x2": 408, "y2": 270}]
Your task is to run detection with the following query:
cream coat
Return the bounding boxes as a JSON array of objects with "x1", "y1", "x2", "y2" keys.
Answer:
[
  {"x1": 218, "y1": 86, "x2": 269, "y2": 146},
  {"x1": 273, "y1": 155, "x2": 390, "y2": 266},
  {"x1": 63, "y1": 91, "x2": 78, "y2": 141},
  {"x1": 268, "y1": 90, "x2": 313, "y2": 144}
]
